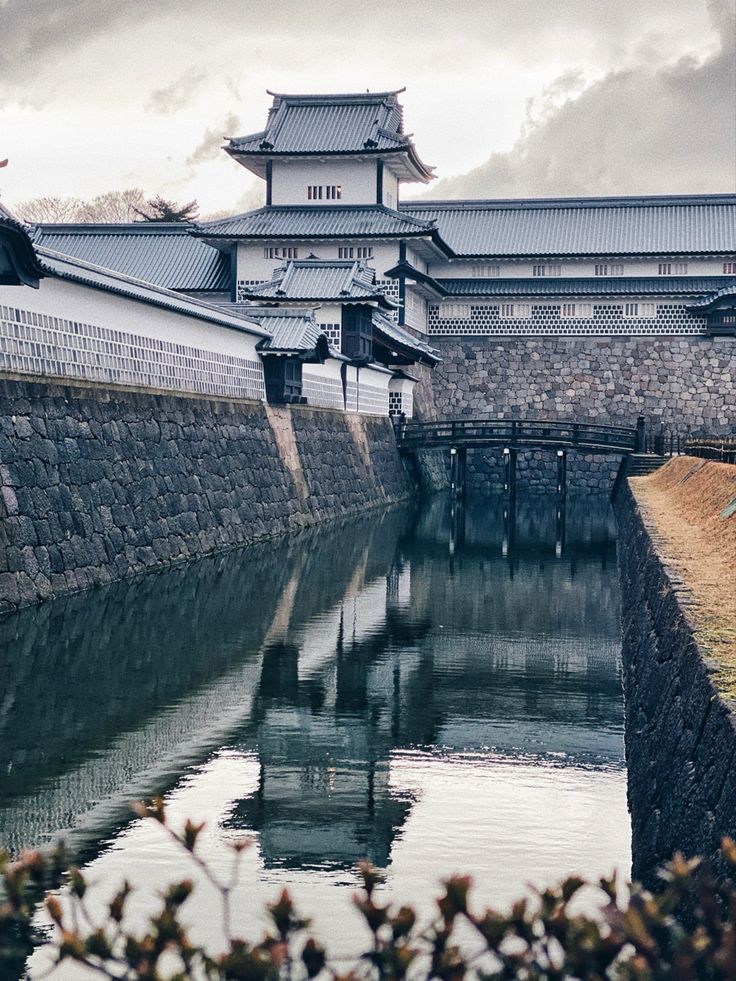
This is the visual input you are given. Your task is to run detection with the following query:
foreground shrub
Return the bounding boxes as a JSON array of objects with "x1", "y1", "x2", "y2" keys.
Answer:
[{"x1": 3, "y1": 800, "x2": 736, "y2": 980}]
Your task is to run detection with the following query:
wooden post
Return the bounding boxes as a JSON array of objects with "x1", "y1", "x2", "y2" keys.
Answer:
[
  {"x1": 556, "y1": 448, "x2": 567, "y2": 498},
  {"x1": 503, "y1": 447, "x2": 517, "y2": 499},
  {"x1": 450, "y1": 447, "x2": 458, "y2": 499},
  {"x1": 635, "y1": 416, "x2": 646, "y2": 453}
]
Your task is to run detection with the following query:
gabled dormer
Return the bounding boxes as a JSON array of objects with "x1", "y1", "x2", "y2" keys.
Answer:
[{"x1": 225, "y1": 90, "x2": 434, "y2": 208}]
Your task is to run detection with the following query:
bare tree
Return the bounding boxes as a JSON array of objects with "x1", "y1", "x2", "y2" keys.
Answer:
[
  {"x1": 15, "y1": 188, "x2": 147, "y2": 223},
  {"x1": 15, "y1": 195, "x2": 86, "y2": 223},
  {"x1": 76, "y1": 188, "x2": 147, "y2": 222}
]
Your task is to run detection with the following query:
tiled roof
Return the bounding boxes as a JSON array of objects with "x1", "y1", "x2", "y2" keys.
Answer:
[
  {"x1": 402, "y1": 195, "x2": 736, "y2": 258},
  {"x1": 242, "y1": 260, "x2": 397, "y2": 308},
  {"x1": 34, "y1": 246, "x2": 268, "y2": 336},
  {"x1": 195, "y1": 205, "x2": 438, "y2": 242},
  {"x1": 687, "y1": 285, "x2": 736, "y2": 311},
  {"x1": 372, "y1": 310, "x2": 441, "y2": 365},
  {"x1": 226, "y1": 90, "x2": 434, "y2": 180},
  {"x1": 248, "y1": 307, "x2": 328, "y2": 353},
  {"x1": 31, "y1": 223, "x2": 230, "y2": 291},
  {"x1": 438, "y1": 276, "x2": 736, "y2": 297},
  {"x1": 0, "y1": 210, "x2": 45, "y2": 286}
]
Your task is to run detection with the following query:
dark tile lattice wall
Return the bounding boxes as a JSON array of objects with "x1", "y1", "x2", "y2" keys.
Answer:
[
  {"x1": 427, "y1": 302, "x2": 708, "y2": 336},
  {"x1": 0, "y1": 304, "x2": 265, "y2": 401}
]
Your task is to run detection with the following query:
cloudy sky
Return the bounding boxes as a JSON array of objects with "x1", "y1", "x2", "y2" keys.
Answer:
[{"x1": 1, "y1": 0, "x2": 735, "y2": 215}]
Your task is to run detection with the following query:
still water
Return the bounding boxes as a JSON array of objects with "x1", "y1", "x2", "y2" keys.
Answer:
[{"x1": 0, "y1": 495, "x2": 630, "y2": 961}]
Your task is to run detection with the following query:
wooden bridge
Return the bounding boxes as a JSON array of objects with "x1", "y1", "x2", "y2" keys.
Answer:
[{"x1": 395, "y1": 416, "x2": 646, "y2": 498}]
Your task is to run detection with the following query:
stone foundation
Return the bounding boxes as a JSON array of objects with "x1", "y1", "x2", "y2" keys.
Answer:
[
  {"x1": 430, "y1": 335, "x2": 735, "y2": 431},
  {"x1": 0, "y1": 376, "x2": 415, "y2": 615},
  {"x1": 615, "y1": 480, "x2": 736, "y2": 887}
]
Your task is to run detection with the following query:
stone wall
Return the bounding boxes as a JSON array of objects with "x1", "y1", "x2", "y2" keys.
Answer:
[
  {"x1": 466, "y1": 448, "x2": 621, "y2": 494},
  {"x1": 0, "y1": 376, "x2": 414, "y2": 616},
  {"x1": 431, "y1": 335, "x2": 735, "y2": 432},
  {"x1": 615, "y1": 480, "x2": 736, "y2": 887}
]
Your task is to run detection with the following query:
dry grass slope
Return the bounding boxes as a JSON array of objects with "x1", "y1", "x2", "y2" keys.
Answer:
[{"x1": 631, "y1": 457, "x2": 736, "y2": 695}]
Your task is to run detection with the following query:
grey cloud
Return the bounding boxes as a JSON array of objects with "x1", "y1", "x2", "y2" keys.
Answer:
[
  {"x1": 146, "y1": 69, "x2": 208, "y2": 114},
  {"x1": 187, "y1": 113, "x2": 240, "y2": 166},
  {"x1": 425, "y1": 4, "x2": 736, "y2": 199}
]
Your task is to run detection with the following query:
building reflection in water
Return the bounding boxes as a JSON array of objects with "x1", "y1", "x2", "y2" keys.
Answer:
[{"x1": 0, "y1": 494, "x2": 624, "y2": 882}]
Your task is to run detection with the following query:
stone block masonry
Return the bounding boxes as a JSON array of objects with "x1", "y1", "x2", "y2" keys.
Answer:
[
  {"x1": 615, "y1": 480, "x2": 736, "y2": 888},
  {"x1": 431, "y1": 336, "x2": 735, "y2": 432},
  {"x1": 0, "y1": 376, "x2": 414, "y2": 616}
]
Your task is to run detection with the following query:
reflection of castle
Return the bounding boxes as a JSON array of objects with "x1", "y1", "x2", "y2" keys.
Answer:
[{"x1": 226, "y1": 496, "x2": 624, "y2": 872}]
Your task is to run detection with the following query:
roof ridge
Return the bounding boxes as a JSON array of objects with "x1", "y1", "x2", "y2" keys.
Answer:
[{"x1": 403, "y1": 193, "x2": 736, "y2": 211}]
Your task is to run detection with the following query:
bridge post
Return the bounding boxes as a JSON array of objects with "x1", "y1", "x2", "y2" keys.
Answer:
[
  {"x1": 556, "y1": 448, "x2": 567, "y2": 498},
  {"x1": 450, "y1": 446, "x2": 467, "y2": 499},
  {"x1": 636, "y1": 416, "x2": 646, "y2": 453},
  {"x1": 503, "y1": 447, "x2": 517, "y2": 499}
]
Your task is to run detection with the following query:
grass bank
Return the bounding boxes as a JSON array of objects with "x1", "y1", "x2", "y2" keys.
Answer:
[{"x1": 630, "y1": 456, "x2": 736, "y2": 696}]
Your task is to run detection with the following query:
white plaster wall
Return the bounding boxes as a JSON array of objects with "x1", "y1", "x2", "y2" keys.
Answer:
[
  {"x1": 0, "y1": 276, "x2": 266, "y2": 400},
  {"x1": 404, "y1": 287, "x2": 427, "y2": 331},
  {"x1": 271, "y1": 158, "x2": 377, "y2": 206},
  {"x1": 381, "y1": 169, "x2": 400, "y2": 209},
  {"x1": 427, "y1": 257, "x2": 736, "y2": 278},
  {"x1": 302, "y1": 358, "x2": 344, "y2": 410},
  {"x1": 1, "y1": 277, "x2": 263, "y2": 362},
  {"x1": 236, "y1": 241, "x2": 401, "y2": 284}
]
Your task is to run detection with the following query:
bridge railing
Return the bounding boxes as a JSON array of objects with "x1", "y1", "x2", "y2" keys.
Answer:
[
  {"x1": 396, "y1": 417, "x2": 638, "y2": 452},
  {"x1": 684, "y1": 436, "x2": 736, "y2": 463}
]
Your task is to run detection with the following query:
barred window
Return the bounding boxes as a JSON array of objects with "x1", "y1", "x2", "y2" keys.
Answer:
[
  {"x1": 338, "y1": 247, "x2": 354, "y2": 259},
  {"x1": 470, "y1": 264, "x2": 500, "y2": 277},
  {"x1": 658, "y1": 262, "x2": 687, "y2": 275},
  {"x1": 263, "y1": 246, "x2": 299, "y2": 259},
  {"x1": 623, "y1": 302, "x2": 656, "y2": 318},
  {"x1": 499, "y1": 303, "x2": 532, "y2": 319},
  {"x1": 357, "y1": 246, "x2": 373, "y2": 259},
  {"x1": 308, "y1": 185, "x2": 341, "y2": 200},
  {"x1": 533, "y1": 264, "x2": 561, "y2": 277},
  {"x1": 560, "y1": 303, "x2": 593, "y2": 319},
  {"x1": 724, "y1": 261, "x2": 736, "y2": 274},
  {"x1": 440, "y1": 303, "x2": 470, "y2": 319},
  {"x1": 594, "y1": 263, "x2": 624, "y2": 276}
]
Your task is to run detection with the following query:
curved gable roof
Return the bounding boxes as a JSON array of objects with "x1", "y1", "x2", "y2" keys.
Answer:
[
  {"x1": 402, "y1": 195, "x2": 736, "y2": 258},
  {"x1": 31, "y1": 223, "x2": 229, "y2": 291}
]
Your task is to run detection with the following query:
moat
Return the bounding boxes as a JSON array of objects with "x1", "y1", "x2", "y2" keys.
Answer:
[{"x1": 0, "y1": 494, "x2": 630, "y2": 957}]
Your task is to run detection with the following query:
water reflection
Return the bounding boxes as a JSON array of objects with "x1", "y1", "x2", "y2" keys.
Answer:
[{"x1": 1, "y1": 494, "x2": 629, "y2": 921}]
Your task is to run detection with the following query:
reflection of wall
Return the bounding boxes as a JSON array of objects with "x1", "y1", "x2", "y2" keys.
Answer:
[
  {"x1": 227, "y1": 494, "x2": 624, "y2": 872},
  {"x1": 0, "y1": 505, "x2": 415, "y2": 856}
]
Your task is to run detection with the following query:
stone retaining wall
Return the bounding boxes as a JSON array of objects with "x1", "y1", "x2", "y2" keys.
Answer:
[
  {"x1": 467, "y1": 448, "x2": 621, "y2": 494},
  {"x1": 0, "y1": 376, "x2": 415, "y2": 615},
  {"x1": 431, "y1": 336, "x2": 735, "y2": 431},
  {"x1": 615, "y1": 480, "x2": 736, "y2": 887}
]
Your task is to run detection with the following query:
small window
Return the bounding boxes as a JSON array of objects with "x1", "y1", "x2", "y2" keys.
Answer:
[
  {"x1": 659, "y1": 262, "x2": 687, "y2": 275},
  {"x1": 357, "y1": 246, "x2": 373, "y2": 259},
  {"x1": 440, "y1": 303, "x2": 470, "y2": 319},
  {"x1": 533, "y1": 264, "x2": 561, "y2": 277},
  {"x1": 595, "y1": 263, "x2": 624, "y2": 276},
  {"x1": 499, "y1": 303, "x2": 532, "y2": 319},
  {"x1": 623, "y1": 302, "x2": 657, "y2": 319},
  {"x1": 308, "y1": 185, "x2": 341, "y2": 201},
  {"x1": 723, "y1": 261, "x2": 736, "y2": 274},
  {"x1": 263, "y1": 246, "x2": 299, "y2": 259},
  {"x1": 560, "y1": 303, "x2": 593, "y2": 319},
  {"x1": 471, "y1": 264, "x2": 500, "y2": 277},
  {"x1": 338, "y1": 247, "x2": 355, "y2": 259}
]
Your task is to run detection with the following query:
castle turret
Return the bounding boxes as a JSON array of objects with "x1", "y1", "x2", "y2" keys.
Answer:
[{"x1": 225, "y1": 90, "x2": 434, "y2": 208}]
